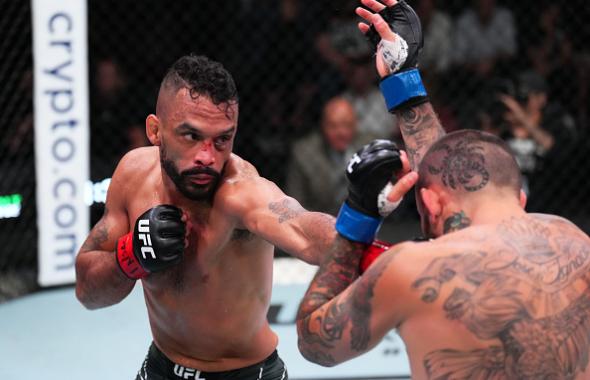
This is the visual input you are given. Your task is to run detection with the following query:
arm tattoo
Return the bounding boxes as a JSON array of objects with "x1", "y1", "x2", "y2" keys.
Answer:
[
  {"x1": 412, "y1": 216, "x2": 590, "y2": 379},
  {"x1": 297, "y1": 237, "x2": 400, "y2": 364},
  {"x1": 396, "y1": 103, "x2": 446, "y2": 170},
  {"x1": 80, "y1": 207, "x2": 110, "y2": 253},
  {"x1": 297, "y1": 237, "x2": 361, "y2": 320},
  {"x1": 297, "y1": 236, "x2": 364, "y2": 365},
  {"x1": 269, "y1": 198, "x2": 304, "y2": 223},
  {"x1": 349, "y1": 253, "x2": 396, "y2": 351}
]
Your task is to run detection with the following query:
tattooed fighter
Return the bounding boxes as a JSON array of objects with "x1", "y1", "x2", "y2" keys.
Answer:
[
  {"x1": 74, "y1": 55, "x2": 349, "y2": 379},
  {"x1": 297, "y1": 1, "x2": 590, "y2": 379}
]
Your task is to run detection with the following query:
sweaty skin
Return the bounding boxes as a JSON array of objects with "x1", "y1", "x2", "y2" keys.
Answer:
[
  {"x1": 298, "y1": 212, "x2": 590, "y2": 379},
  {"x1": 297, "y1": 0, "x2": 590, "y2": 378},
  {"x1": 76, "y1": 90, "x2": 336, "y2": 371}
]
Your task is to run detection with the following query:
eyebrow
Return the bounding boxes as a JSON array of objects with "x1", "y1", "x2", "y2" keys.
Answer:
[{"x1": 176, "y1": 122, "x2": 236, "y2": 136}]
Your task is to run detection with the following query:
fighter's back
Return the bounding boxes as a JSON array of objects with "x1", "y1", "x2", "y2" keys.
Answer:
[{"x1": 395, "y1": 213, "x2": 590, "y2": 379}]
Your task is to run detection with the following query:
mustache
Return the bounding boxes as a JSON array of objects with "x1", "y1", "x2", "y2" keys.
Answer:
[{"x1": 181, "y1": 167, "x2": 220, "y2": 178}]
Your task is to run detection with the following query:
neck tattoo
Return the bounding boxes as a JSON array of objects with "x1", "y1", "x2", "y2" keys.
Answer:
[{"x1": 443, "y1": 211, "x2": 472, "y2": 234}]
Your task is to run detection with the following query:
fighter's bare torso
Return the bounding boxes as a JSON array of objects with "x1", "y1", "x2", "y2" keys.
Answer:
[{"x1": 122, "y1": 147, "x2": 278, "y2": 371}]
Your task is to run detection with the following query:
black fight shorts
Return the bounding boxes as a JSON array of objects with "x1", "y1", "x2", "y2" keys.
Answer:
[{"x1": 135, "y1": 342, "x2": 288, "y2": 380}]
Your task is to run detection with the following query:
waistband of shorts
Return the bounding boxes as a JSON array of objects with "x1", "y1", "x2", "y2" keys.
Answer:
[{"x1": 148, "y1": 342, "x2": 279, "y2": 378}]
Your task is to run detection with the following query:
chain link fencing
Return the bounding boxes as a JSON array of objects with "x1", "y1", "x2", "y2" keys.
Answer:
[
  {"x1": 0, "y1": 0, "x2": 37, "y2": 300},
  {"x1": 1, "y1": 0, "x2": 589, "y2": 300}
]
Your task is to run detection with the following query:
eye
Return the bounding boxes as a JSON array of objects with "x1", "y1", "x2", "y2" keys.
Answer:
[
  {"x1": 214, "y1": 135, "x2": 232, "y2": 147},
  {"x1": 182, "y1": 132, "x2": 199, "y2": 141}
]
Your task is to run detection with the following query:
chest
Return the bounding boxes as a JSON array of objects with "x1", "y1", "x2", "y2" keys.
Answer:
[{"x1": 126, "y1": 189, "x2": 239, "y2": 266}]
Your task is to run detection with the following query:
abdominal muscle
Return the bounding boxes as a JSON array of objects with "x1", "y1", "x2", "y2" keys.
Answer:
[{"x1": 141, "y1": 238, "x2": 278, "y2": 372}]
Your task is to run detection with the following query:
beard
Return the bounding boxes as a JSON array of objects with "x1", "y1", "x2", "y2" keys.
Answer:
[{"x1": 160, "y1": 146, "x2": 222, "y2": 201}]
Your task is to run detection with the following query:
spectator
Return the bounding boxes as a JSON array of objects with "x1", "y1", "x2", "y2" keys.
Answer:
[
  {"x1": 315, "y1": 0, "x2": 373, "y2": 99},
  {"x1": 452, "y1": 0, "x2": 518, "y2": 131},
  {"x1": 526, "y1": 2, "x2": 578, "y2": 117},
  {"x1": 453, "y1": 0, "x2": 517, "y2": 75},
  {"x1": 341, "y1": 55, "x2": 397, "y2": 139},
  {"x1": 415, "y1": 0, "x2": 453, "y2": 75},
  {"x1": 238, "y1": 0, "x2": 321, "y2": 188},
  {"x1": 499, "y1": 71, "x2": 576, "y2": 203},
  {"x1": 90, "y1": 57, "x2": 146, "y2": 180},
  {"x1": 286, "y1": 97, "x2": 375, "y2": 215},
  {"x1": 263, "y1": 0, "x2": 319, "y2": 137}
]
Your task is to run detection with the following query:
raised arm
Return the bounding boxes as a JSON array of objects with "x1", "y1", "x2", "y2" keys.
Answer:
[
  {"x1": 357, "y1": 0, "x2": 446, "y2": 170},
  {"x1": 75, "y1": 154, "x2": 134, "y2": 309},
  {"x1": 396, "y1": 103, "x2": 446, "y2": 170}
]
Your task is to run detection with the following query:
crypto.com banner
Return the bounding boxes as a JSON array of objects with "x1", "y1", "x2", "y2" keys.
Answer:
[{"x1": 32, "y1": 0, "x2": 89, "y2": 286}]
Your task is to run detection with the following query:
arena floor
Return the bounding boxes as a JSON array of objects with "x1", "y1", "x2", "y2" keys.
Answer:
[{"x1": 0, "y1": 258, "x2": 411, "y2": 380}]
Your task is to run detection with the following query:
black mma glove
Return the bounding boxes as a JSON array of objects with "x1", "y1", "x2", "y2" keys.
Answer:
[
  {"x1": 116, "y1": 205, "x2": 185, "y2": 279},
  {"x1": 366, "y1": 0, "x2": 423, "y2": 71},
  {"x1": 364, "y1": 0, "x2": 428, "y2": 111},
  {"x1": 335, "y1": 140, "x2": 403, "y2": 243}
]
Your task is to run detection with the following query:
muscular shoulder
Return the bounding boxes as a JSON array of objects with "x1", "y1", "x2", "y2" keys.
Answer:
[
  {"x1": 378, "y1": 236, "x2": 487, "y2": 287},
  {"x1": 115, "y1": 147, "x2": 158, "y2": 176},
  {"x1": 216, "y1": 154, "x2": 283, "y2": 214},
  {"x1": 530, "y1": 213, "x2": 587, "y2": 234},
  {"x1": 221, "y1": 153, "x2": 260, "y2": 182},
  {"x1": 110, "y1": 147, "x2": 159, "y2": 195}
]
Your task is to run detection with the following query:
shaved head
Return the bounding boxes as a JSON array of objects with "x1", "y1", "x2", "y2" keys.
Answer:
[
  {"x1": 156, "y1": 55, "x2": 238, "y2": 119},
  {"x1": 418, "y1": 130, "x2": 522, "y2": 198},
  {"x1": 321, "y1": 97, "x2": 358, "y2": 152}
]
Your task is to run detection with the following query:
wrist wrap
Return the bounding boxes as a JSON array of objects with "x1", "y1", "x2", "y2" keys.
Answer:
[
  {"x1": 380, "y1": 68, "x2": 428, "y2": 112},
  {"x1": 335, "y1": 202, "x2": 383, "y2": 244},
  {"x1": 116, "y1": 232, "x2": 148, "y2": 280}
]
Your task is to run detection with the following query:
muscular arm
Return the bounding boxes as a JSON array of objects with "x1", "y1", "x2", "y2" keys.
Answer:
[
  {"x1": 395, "y1": 102, "x2": 446, "y2": 170},
  {"x1": 75, "y1": 156, "x2": 135, "y2": 309},
  {"x1": 224, "y1": 177, "x2": 337, "y2": 265},
  {"x1": 296, "y1": 236, "x2": 408, "y2": 366}
]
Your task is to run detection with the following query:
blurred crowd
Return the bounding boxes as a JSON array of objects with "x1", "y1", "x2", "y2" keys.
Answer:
[{"x1": 3, "y1": 0, "x2": 590, "y2": 240}]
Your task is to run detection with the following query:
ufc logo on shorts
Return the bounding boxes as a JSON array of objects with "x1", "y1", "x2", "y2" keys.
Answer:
[
  {"x1": 347, "y1": 153, "x2": 362, "y2": 174},
  {"x1": 137, "y1": 219, "x2": 156, "y2": 259},
  {"x1": 173, "y1": 364, "x2": 206, "y2": 379}
]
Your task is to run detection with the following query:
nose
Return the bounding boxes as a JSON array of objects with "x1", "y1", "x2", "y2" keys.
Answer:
[{"x1": 193, "y1": 141, "x2": 215, "y2": 166}]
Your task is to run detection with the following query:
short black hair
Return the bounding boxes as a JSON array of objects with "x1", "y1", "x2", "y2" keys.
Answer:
[
  {"x1": 160, "y1": 54, "x2": 238, "y2": 109},
  {"x1": 417, "y1": 130, "x2": 522, "y2": 197}
]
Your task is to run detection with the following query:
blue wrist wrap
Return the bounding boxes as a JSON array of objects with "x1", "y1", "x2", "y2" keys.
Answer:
[
  {"x1": 335, "y1": 203, "x2": 383, "y2": 244},
  {"x1": 379, "y1": 68, "x2": 427, "y2": 112}
]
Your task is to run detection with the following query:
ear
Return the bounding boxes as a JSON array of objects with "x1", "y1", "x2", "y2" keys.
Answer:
[
  {"x1": 519, "y1": 189, "x2": 527, "y2": 209},
  {"x1": 420, "y1": 187, "x2": 442, "y2": 222},
  {"x1": 146, "y1": 114, "x2": 161, "y2": 146}
]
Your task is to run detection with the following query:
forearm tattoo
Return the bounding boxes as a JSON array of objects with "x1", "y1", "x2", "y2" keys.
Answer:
[
  {"x1": 396, "y1": 103, "x2": 446, "y2": 170},
  {"x1": 80, "y1": 207, "x2": 110, "y2": 253},
  {"x1": 297, "y1": 237, "x2": 364, "y2": 365},
  {"x1": 297, "y1": 237, "x2": 400, "y2": 365}
]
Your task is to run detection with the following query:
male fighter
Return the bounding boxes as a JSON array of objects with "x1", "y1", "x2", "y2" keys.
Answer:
[
  {"x1": 296, "y1": 1, "x2": 590, "y2": 379},
  {"x1": 75, "y1": 55, "x2": 351, "y2": 379}
]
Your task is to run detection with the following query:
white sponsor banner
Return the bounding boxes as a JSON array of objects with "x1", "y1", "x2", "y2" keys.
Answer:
[{"x1": 32, "y1": 0, "x2": 89, "y2": 286}]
